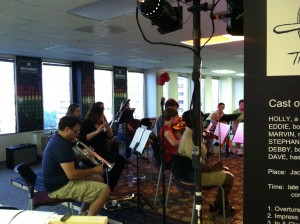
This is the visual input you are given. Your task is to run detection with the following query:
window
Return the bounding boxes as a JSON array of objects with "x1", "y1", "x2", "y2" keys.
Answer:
[
  {"x1": 178, "y1": 76, "x2": 189, "y2": 116},
  {"x1": 0, "y1": 60, "x2": 16, "y2": 134},
  {"x1": 94, "y1": 69, "x2": 113, "y2": 122},
  {"x1": 42, "y1": 63, "x2": 71, "y2": 130},
  {"x1": 127, "y1": 71, "x2": 144, "y2": 119}
]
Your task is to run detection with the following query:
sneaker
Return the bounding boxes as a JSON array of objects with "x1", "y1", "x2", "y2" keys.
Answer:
[{"x1": 209, "y1": 202, "x2": 236, "y2": 214}]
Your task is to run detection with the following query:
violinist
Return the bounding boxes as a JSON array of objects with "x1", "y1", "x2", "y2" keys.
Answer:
[
  {"x1": 159, "y1": 108, "x2": 181, "y2": 168},
  {"x1": 178, "y1": 109, "x2": 236, "y2": 214},
  {"x1": 156, "y1": 98, "x2": 182, "y2": 140}
]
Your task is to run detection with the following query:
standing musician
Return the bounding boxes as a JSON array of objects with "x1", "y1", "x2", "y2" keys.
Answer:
[
  {"x1": 78, "y1": 104, "x2": 126, "y2": 191},
  {"x1": 209, "y1": 102, "x2": 235, "y2": 155},
  {"x1": 42, "y1": 115, "x2": 110, "y2": 216}
]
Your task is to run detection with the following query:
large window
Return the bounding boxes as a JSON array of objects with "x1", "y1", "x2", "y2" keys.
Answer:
[
  {"x1": 127, "y1": 71, "x2": 144, "y2": 119},
  {"x1": 94, "y1": 69, "x2": 113, "y2": 122},
  {"x1": 178, "y1": 75, "x2": 189, "y2": 116},
  {"x1": 42, "y1": 63, "x2": 71, "y2": 130},
  {"x1": 0, "y1": 60, "x2": 16, "y2": 134}
]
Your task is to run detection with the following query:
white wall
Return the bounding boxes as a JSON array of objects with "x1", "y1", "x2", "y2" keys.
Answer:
[{"x1": 232, "y1": 77, "x2": 244, "y2": 111}]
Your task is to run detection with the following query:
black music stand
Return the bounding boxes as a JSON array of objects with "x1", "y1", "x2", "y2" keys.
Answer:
[
  {"x1": 219, "y1": 113, "x2": 241, "y2": 124},
  {"x1": 129, "y1": 127, "x2": 154, "y2": 213}
]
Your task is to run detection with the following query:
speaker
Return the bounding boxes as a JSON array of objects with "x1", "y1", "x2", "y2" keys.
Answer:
[{"x1": 6, "y1": 144, "x2": 37, "y2": 169}]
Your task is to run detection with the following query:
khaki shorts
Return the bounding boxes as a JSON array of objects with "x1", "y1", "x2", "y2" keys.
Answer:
[
  {"x1": 202, "y1": 170, "x2": 228, "y2": 186},
  {"x1": 49, "y1": 175, "x2": 107, "y2": 204}
]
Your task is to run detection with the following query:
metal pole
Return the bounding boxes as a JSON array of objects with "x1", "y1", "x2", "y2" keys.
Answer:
[{"x1": 191, "y1": 0, "x2": 202, "y2": 223}]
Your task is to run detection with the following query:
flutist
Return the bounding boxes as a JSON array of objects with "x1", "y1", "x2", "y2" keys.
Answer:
[
  {"x1": 42, "y1": 115, "x2": 110, "y2": 216},
  {"x1": 79, "y1": 104, "x2": 126, "y2": 192}
]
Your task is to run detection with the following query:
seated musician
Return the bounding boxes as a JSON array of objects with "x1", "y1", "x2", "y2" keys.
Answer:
[
  {"x1": 178, "y1": 109, "x2": 236, "y2": 214},
  {"x1": 210, "y1": 102, "x2": 235, "y2": 154},
  {"x1": 78, "y1": 104, "x2": 126, "y2": 192},
  {"x1": 156, "y1": 98, "x2": 182, "y2": 140},
  {"x1": 42, "y1": 115, "x2": 110, "y2": 216},
  {"x1": 66, "y1": 103, "x2": 81, "y2": 119},
  {"x1": 232, "y1": 99, "x2": 244, "y2": 156},
  {"x1": 159, "y1": 107, "x2": 181, "y2": 168},
  {"x1": 116, "y1": 100, "x2": 137, "y2": 159}
]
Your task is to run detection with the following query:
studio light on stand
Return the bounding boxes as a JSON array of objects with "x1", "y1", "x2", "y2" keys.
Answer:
[
  {"x1": 137, "y1": 0, "x2": 183, "y2": 34},
  {"x1": 137, "y1": 0, "x2": 202, "y2": 223},
  {"x1": 226, "y1": 0, "x2": 243, "y2": 35}
]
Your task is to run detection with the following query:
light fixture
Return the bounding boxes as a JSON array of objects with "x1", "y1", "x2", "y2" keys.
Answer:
[
  {"x1": 137, "y1": 0, "x2": 183, "y2": 34},
  {"x1": 181, "y1": 34, "x2": 244, "y2": 46},
  {"x1": 212, "y1": 69, "x2": 236, "y2": 74}
]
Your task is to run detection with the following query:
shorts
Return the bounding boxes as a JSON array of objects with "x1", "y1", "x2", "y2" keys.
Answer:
[
  {"x1": 202, "y1": 170, "x2": 228, "y2": 187},
  {"x1": 49, "y1": 175, "x2": 107, "y2": 204}
]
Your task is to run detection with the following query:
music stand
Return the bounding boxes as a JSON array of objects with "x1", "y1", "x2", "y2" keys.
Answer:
[
  {"x1": 129, "y1": 127, "x2": 154, "y2": 212},
  {"x1": 203, "y1": 113, "x2": 210, "y2": 121},
  {"x1": 219, "y1": 113, "x2": 241, "y2": 124},
  {"x1": 217, "y1": 113, "x2": 241, "y2": 158}
]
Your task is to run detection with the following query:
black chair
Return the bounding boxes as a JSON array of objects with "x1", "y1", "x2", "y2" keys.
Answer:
[
  {"x1": 14, "y1": 163, "x2": 74, "y2": 213},
  {"x1": 165, "y1": 154, "x2": 226, "y2": 223}
]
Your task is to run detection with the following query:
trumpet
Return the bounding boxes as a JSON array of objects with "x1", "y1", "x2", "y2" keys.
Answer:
[
  {"x1": 104, "y1": 193, "x2": 135, "y2": 211},
  {"x1": 75, "y1": 139, "x2": 115, "y2": 171}
]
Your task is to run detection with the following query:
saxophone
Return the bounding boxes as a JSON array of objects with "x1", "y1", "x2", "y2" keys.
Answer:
[{"x1": 74, "y1": 139, "x2": 114, "y2": 171}]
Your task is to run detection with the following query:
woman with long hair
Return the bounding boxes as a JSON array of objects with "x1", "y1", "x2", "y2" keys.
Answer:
[{"x1": 78, "y1": 104, "x2": 126, "y2": 191}]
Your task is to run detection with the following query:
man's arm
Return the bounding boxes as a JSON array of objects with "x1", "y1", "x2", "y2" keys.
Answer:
[{"x1": 60, "y1": 162, "x2": 104, "y2": 180}]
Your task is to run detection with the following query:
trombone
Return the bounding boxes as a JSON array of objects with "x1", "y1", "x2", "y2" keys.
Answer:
[{"x1": 74, "y1": 139, "x2": 115, "y2": 171}]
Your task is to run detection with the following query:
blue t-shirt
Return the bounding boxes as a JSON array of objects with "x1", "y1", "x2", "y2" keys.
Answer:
[{"x1": 42, "y1": 132, "x2": 75, "y2": 192}]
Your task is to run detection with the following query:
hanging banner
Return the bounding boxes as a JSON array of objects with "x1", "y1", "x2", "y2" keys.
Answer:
[
  {"x1": 16, "y1": 56, "x2": 43, "y2": 132},
  {"x1": 113, "y1": 67, "x2": 127, "y2": 114}
]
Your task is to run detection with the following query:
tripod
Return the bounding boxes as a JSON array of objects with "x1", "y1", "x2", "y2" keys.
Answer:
[{"x1": 129, "y1": 128, "x2": 154, "y2": 212}]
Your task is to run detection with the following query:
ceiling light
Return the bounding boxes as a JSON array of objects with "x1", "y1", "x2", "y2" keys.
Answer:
[
  {"x1": 181, "y1": 34, "x2": 244, "y2": 46},
  {"x1": 138, "y1": 0, "x2": 183, "y2": 34},
  {"x1": 212, "y1": 69, "x2": 236, "y2": 74},
  {"x1": 236, "y1": 73, "x2": 244, "y2": 76}
]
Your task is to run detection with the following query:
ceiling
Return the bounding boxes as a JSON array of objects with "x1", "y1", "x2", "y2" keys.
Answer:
[{"x1": 0, "y1": 0, "x2": 244, "y2": 77}]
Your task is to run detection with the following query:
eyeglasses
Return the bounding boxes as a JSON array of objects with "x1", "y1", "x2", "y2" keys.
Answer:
[{"x1": 70, "y1": 128, "x2": 80, "y2": 135}]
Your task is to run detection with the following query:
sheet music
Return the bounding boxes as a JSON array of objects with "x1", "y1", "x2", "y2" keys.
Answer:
[
  {"x1": 214, "y1": 122, "x2": 230, "y2": 144},
  {"x1": 232, "y1": 122, "x2": 244, "y2": 143},
  {"x1": 129, "y1": 127, "x2": 152, "y2": 154}
]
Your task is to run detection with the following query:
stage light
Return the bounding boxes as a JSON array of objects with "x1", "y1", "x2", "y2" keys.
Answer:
[
  {"x1": 226, "y1": 0, "x2": 244, "y2": 36},
  {"x1": 137, "y1": 0, "x2": 183, "y2": 34}
]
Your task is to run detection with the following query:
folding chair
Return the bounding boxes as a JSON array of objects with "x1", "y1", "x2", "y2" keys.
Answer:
[
  {"x1": 14, "y1": 163, "x2": 74, "y2": 213},
  {"x1": 165, "y1": 155, "x2": 226, "y2": 223}
]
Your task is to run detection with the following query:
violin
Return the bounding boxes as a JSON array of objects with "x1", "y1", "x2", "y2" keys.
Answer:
[{"x1": 172, "y1": 118, "x2": 186, "y2": 132}]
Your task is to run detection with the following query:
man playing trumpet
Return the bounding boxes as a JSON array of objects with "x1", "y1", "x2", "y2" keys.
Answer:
[{"x1": 42, "y1": 115, "x2": 110, "y2": 216}]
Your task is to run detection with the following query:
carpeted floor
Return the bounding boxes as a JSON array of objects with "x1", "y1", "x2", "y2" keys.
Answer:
[{"x1": 2, "y1": 148, "x2": 243, "y2": 224}]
